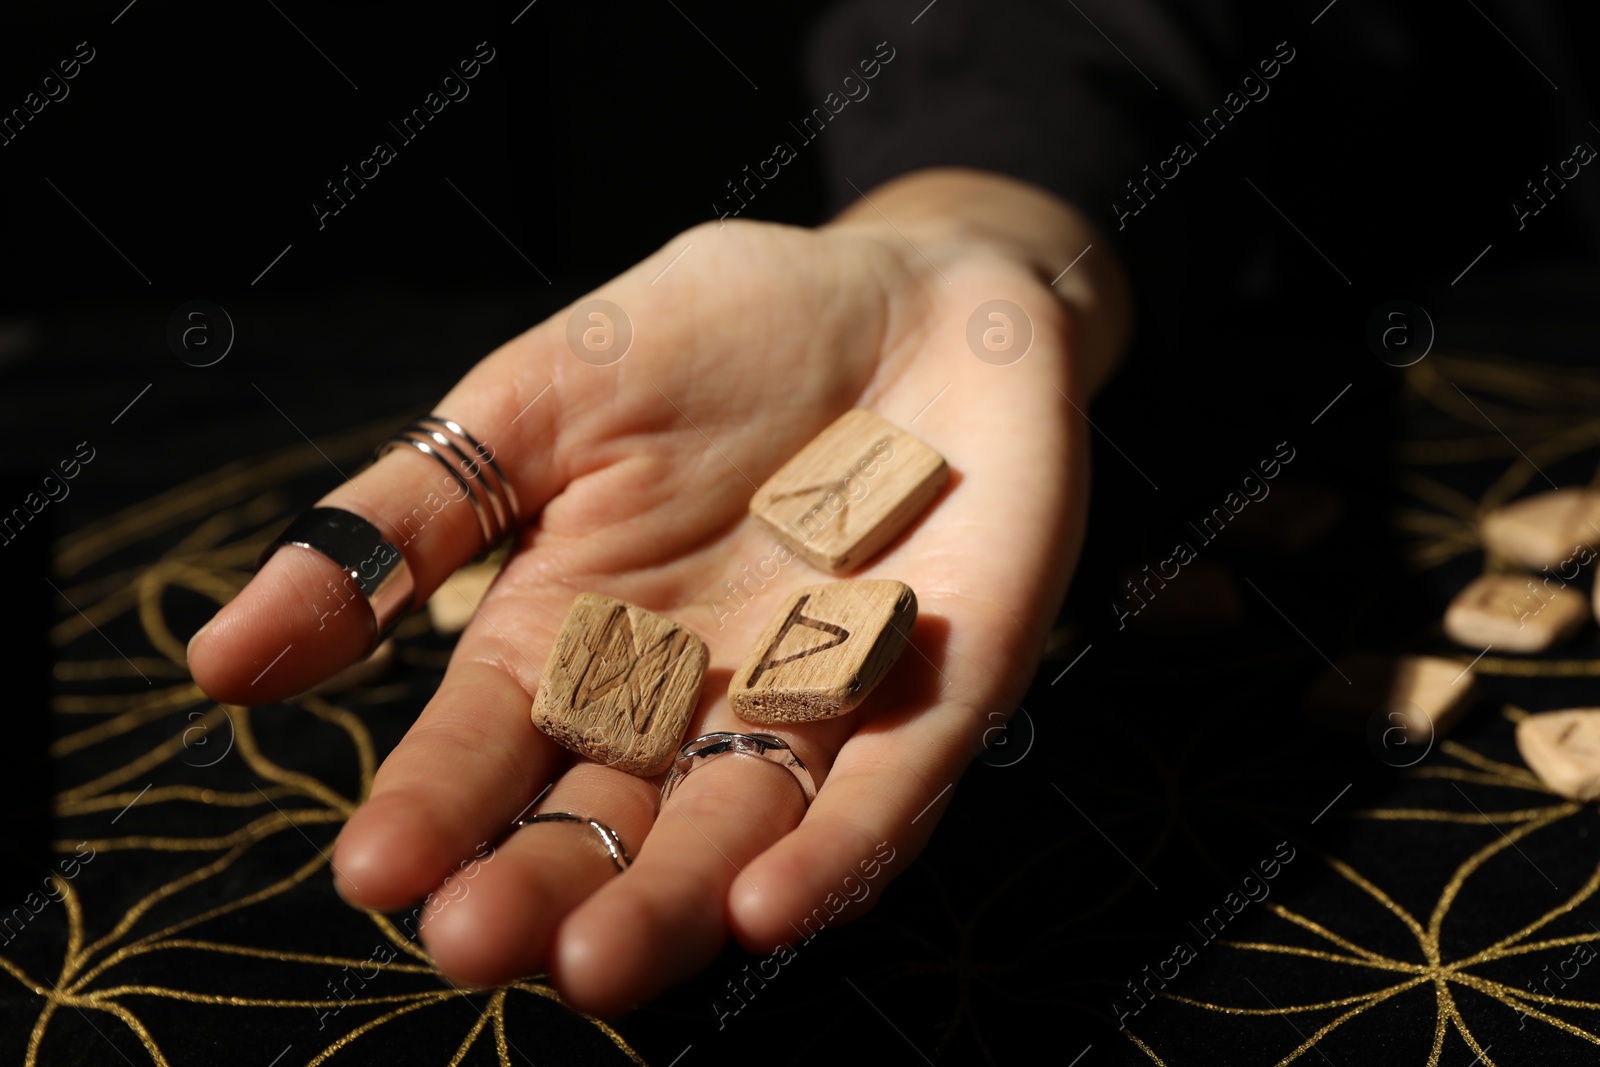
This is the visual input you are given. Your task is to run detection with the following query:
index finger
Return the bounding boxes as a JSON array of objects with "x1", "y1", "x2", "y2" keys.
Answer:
[{"x1": 187, "y1": 341, "x2": 565, "y2": 704}]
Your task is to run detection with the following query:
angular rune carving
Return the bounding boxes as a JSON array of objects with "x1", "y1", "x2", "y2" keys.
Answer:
[
  {"x1": 572, "y1": 604, "x2": 695, "y2": 735},
  {"x1": 766, "y1": 480, "x2": 853, "y2": 538},
  {"x1": 532, "y1": 593, "x2": 709, "y2": 776},
  {"x1": 749, "y1": 409, "x2": 947, "y2": 575},
  {"x1": 730, "y1": 580, "x2": 916, "y2": 725},
  {"x1": 745, "y1": 595, "x2": 851, "y2": 689}
]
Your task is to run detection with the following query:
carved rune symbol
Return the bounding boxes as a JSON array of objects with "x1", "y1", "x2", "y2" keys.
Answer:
[
  {"x1": 768, "y1": 479, "x2": 851, "y2": 537},
  {"x1": 573, "y1": 605, "x2": 693, "y2": 734},
  {"x1": 746, "y1": 594, "x2": 851, "y2": 688}
]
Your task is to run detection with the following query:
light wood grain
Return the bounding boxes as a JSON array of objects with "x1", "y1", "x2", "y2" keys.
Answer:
[
  {"x1": 1305, "y1": 651, "x2": 1475, "y2": 747},
  {"x1": 1443, "y1": 573, "x2": 1588, "y2": 652},
  {"x1": 750, "y1": 409, "x2": 947, "y2": 575},
  {"x1": 1481, "y1": 488, "x2": 1600, "y2": 569},
  {"x1": 425, "y1": 559, "x2": 503, "y2": 636},
  {"x1": 1517, "y1": 709, "x2": 1600, "y2": 800},
  {"x1": 730, "y1": 579, "x2": 916, "y2": 724},
  {"x1": 531, "y1": 593, "x2": 709, "y2": 776}
]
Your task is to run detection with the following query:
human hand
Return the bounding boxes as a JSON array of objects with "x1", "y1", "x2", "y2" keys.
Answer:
[{"x1": 187, "y1": 167, "x2": 1129, "y2": 1015}]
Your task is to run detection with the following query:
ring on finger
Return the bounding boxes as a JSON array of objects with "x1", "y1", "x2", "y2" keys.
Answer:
[
  {"x1": 660, "y1": 732, "x2": 817, "y2": 807},
  {"x1": 256, "y1": 507, "x2": 414, "y2": 652},
  {"x1": 377, "y1": 415, "x2": 520, "y2": 559},
  {"x1": 514, "y1": 812, "x2": 632, "y2": 872}
]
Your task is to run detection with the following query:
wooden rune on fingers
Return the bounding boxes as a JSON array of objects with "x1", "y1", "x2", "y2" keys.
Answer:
[
  {"x1": 750, "y1": 409, "x2": 947, "y2": 574},
  {"x1": 731, "y1": 580, "x2": 917, "y2": 724},
  {"x1": 532, "y1": 594, "x2": 709, "y2": 776},
  {"x1": 426, "y1": 558, "x2": 503, "y2": 636}
]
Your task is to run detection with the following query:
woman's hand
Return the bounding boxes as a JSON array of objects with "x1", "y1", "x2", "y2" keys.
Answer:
[{"x1": 187, "y1": 167, "x2": 1129, "y2": 1015}]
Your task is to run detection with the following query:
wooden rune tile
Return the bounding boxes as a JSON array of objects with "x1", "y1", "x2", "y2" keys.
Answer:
[
  {"x1": 750, "y1": 409, "x2": 947, "y2": 575},
  {"x1": 730, "y1": 580, "x2": 916, "y2": 724},
  {"x1": 1443, "y1": 573, "x2": 1588, "y2": 653},
  {"x1": 1517, "y1": 709, "x2": 1600, "y2": 800},
  {"x1": 426, "y1": 558, "x2": 503, "y2": 636},
  {"x1": 1480, "y1": 488, "x2": 1600, "y2": 569},
  {"x1": 1304, "y1": 651, "x2": 1475, "y2": 748},
  {"x1": 531, "y1": 594, "x2": 709, "y2": 776}
]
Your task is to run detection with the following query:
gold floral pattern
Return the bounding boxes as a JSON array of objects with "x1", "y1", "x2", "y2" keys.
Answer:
[
  {"x1": 11, "y1": 416, "x2": 642, "y2": 1066},
  {"x1": 1125, "y1": 353, "x2": 1600, "y2": 1064}
]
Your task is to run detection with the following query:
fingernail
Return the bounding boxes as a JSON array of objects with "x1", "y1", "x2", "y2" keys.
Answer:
[{"x1": 186, "y1": 617, "x2": 214, "y2": 664}]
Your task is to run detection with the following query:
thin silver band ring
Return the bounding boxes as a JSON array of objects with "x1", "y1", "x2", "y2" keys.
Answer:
[
  {"x1": 660, "y1": 732, "x2": 817, "y2": 806},
  {"x1": 513, "y1": 812, "x2": 631, "y2": 872},
  {"x1": 377, "y1": 416, "x2": 520, "y2": 559}
]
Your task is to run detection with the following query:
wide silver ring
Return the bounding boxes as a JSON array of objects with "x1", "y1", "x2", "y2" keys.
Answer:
[
  {"x1": 514, "y1": 813, "x2": 631, "y2": 872},
  {"x1": 377, "y1": 415, "x2": 519, "y2": 560},
  {"x1": 257, "y1": 507, "x2": 414, "y2": 651},
  {"x1": 661, "y1": 732, "x2": 817, "y2": 806}
]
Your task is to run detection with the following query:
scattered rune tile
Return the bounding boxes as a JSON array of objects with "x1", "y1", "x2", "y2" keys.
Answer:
[
  {"x1": 1304, "y1": 651, "x2": 1476, "y2": 749},
  {"x1": 1480, "y1": 488, "x2": 1600, "y2": 569},
  {"x1": 426, "y1": 558, "x2": 504, "y2": 636},
  {"x1": 731, "y1": 579, "x2": 916, "y2": 724},
  {"x1": 531, "y1": 594, "x2": 708, "y2": 776},
  {"x1": 749, "y1": 409, "x2": 947, "y2": 575},
  {"x1": 1443, "y1": 573, "x2": 1588, "y2": 653},
  {"x1": 1517, "y1": 709, "x2": 1600, "y2": 800}
]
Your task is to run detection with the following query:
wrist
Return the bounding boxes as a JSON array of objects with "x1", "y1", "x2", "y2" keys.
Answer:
[{"x1": 825, "y1": 167, "x2": 1133, "y2": 395}]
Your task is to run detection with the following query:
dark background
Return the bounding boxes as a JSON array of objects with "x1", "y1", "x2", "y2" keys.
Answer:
[
  {"x1": 0, "y1": 0, "x2": 827, "y2": 305},
  {"x1": 0, "y1": 0, "x2": 837, "y2": 498},
  {"x1": 3, "y1": 2, "x2": 1600, "y2": 1065}
]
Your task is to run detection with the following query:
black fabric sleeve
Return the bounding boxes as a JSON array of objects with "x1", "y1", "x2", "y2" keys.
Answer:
[
  {"x1": 804, "y1": 0, "x2": 1237, "y2": 329},
  {"x1": 806, "y1": 0, "x2": 1594, "y2": 339}
]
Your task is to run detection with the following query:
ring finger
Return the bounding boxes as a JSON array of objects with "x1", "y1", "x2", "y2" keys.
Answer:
[
  {"x1": 417, "y1": 761, "x2": 659, "y2": 988},
  {"x1": 548, "y1": 700, "x2": 851, "y2": 1017}
]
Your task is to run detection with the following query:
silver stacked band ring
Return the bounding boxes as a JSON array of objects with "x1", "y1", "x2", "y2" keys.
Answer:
[
  {"x1": 514, "y1": 813, "x2": 632, "y2": 872},
  {"x1": 661, "y1": 732, "x2": 817, "y2": 806},
  {"x1": 257, "y1": 507, "x2": 415, "y2": 651},
  {"x1": 377, "y1": 416, "x2": 520, "y2": 559}
]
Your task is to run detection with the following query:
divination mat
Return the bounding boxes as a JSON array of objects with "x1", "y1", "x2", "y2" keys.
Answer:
[
  {"x1": 1098, "y1": 350, "x2": 1600, "y2": 1066},
  {"x1": 6, "y1": 343, "x2": 1600, "y2": 1067}
]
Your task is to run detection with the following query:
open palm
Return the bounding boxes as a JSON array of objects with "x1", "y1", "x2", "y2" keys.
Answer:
[{"x1": 189, "y1": 183, "x2": 1103, "y2": 1015}]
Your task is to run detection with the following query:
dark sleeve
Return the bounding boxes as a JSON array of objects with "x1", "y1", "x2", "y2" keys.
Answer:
[
  {"x1": 806, "y1": 0, "x2": 1595, "y2": 331},
  {"x1": 804, "y1": 0, "x2": 1238, "y2": 329}
]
